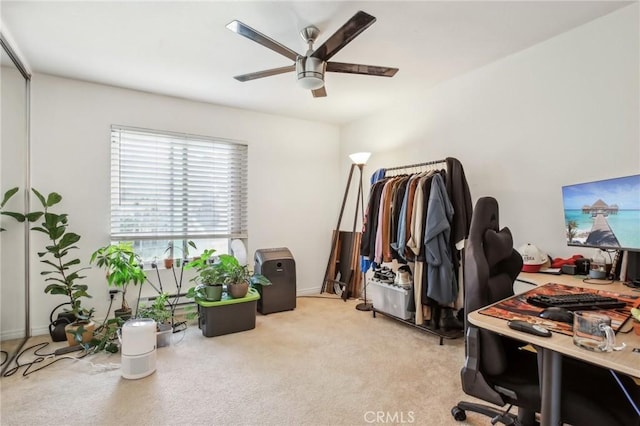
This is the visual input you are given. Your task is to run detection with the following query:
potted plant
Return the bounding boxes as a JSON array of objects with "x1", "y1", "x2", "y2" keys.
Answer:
[
  {"x1": 13, "y1": 189, "x2": 95, "y2": 345},
  {"x1": 163, "y1": 248, "x2": 174, "y2": 269},
  {"x1": 216, "y1": 254, "x2": 272, "y2": 299},
  {"x1": 136, "y1": 292, "x2": 173, "y2": 348},
  {"x1": 163, "y1": 240, "x2": 196, "y2": 268},
  {"x1": 186, "y1": 249, "x2": 224, "y2": 301},
  {"x1": 137, "y1": 292, "x2": 172, "y2": 347},
  {"x1": 90, "y1": 242, "x2": 146, "y2": 320}
]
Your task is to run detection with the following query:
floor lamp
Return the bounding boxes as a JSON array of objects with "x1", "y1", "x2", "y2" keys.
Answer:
[
  {"x1": 321, "y1": 152, "x2": 371, "y2": 309},
  {"x1": 350, "y1": 152, "x2": 372, "y2": 311}
]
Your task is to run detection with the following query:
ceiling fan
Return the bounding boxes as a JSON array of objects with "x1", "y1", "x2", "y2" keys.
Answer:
[{"x1": 226, "y1": 10, "x2": 399, "y2": 97}]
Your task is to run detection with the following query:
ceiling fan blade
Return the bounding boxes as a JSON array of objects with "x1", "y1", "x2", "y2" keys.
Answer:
[
  {"x1": 311, "y1": 11, "x2": 376, "y2": 61},
  {"x1": 312, "y1": 86, "x2": 327, "y2": 98},
  {"x1": 326, "y1": 62, "x2": 398, "y2": 77},
  {"x1": 233, "y1": 65, "x2": 296, "y2": 82},
  {"x1": 227, "y1": 20, "x2": 300, "y2": 62}
]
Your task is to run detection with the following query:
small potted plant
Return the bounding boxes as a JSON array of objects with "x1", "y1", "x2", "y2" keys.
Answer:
[
  {"x1": 164, "y1": 242, "x2": 175, "y2": 269},
  {"x1": 137, "y1": 292, "x2": 172, "y2": 347},
  {"x1": 163, "y1": 241, "x2": 196, "y2": 269},
  {"x1": 90, "y1": 242, "x2": 146, "y2": 320},
  {"x1": 216, "y1": 254, "x2": 271, "y2": 299},
  {"x1": 65, "y1": 303, "x2": 96, "y2": 346},
  {"x1": 185, "y1": 249, "x2": 223, "y2": 301}
]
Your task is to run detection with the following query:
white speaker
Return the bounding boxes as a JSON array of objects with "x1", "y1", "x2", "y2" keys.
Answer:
[{"x1": 120, "y1": 318, "x2": 157, "y2": 379}]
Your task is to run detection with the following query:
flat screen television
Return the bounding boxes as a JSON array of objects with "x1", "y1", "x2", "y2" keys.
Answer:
[
  {"x1": 562, "y1": 175, "x2": 640, "y2": 285},
  {"x1": 561, "y1": 174, "x2": 640, "y2": 252}
]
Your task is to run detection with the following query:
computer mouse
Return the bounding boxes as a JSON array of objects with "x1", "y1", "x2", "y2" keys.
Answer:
[{"x1": 538, "y1": 307, "x2": 574, "y2": 324}]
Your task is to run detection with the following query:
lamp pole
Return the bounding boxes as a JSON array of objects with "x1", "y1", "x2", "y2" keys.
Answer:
[
  {"x1": 321, "y1": 152, "x2": 371, "y2": 308},
  {"x1": 354, "y1": 162, "x2": 372, "y2": 311}
]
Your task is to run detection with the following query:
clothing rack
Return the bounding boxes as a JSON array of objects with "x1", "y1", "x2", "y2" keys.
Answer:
[
  {"x1": 383, "y1": 159, "x2": 447, "y2": 176},
  {"x1": 366, "y1": 156, "x2": 465, "y2": 344},
  {"x1": 371, "y1": 306, "x2": 462, "y2": 345}
]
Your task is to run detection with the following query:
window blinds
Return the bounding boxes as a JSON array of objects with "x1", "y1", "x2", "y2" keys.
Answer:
[{"x1": 110, "y1": 126, "x2": 248, "y2": 241}]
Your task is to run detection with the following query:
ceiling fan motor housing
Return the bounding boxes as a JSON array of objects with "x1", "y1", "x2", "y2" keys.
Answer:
[{"x1": 296, "y1": 56, "x2": 325, "y2": 90}]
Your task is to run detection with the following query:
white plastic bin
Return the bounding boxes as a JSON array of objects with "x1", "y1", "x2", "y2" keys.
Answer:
[{"x1": 369, "y1": 280, "x2": 412, "y2": 320}]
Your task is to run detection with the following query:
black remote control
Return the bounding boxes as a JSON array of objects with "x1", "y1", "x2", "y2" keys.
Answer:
[{"x1": 508, "y1": 320, "x2": 552, "y2": 337}]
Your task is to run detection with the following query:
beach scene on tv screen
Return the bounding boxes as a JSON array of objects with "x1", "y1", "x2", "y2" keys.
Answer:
[{"x1": 562, "y1": 175, "x2": 640, "y2": 250}]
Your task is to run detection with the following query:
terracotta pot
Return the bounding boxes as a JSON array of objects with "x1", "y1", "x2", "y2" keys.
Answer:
[
  {"x1": 227, "y1": 282, "x2": 249, "y2": 299},
  {"x1": 164, "y1": 258, "x2": 174, "y2": 269},
  {"x1": 64, "y1": 321, "x2": 96, "y2": 346},
  {"x1": 633, "y1": 321, "x2": 640, "y2": 336}
]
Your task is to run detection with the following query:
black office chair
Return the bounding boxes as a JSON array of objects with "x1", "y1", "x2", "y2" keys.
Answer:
[
  {"x1": 451, "y1": 197, "x2": 541, "y2": 425},
  {"x1": 452, "y1": 197, "x2": 640, "y2": 425}
]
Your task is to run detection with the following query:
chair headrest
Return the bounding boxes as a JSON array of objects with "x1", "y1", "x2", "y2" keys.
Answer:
[{"x1": 483, "y1": 227, "x2": 513, "y2": 269}]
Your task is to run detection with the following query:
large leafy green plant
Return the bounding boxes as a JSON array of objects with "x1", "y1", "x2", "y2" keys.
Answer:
[
  {"x1": 19, "y1": 189, "x2": 93, "y2": 323},
  {"x1": 90, "y1": 242, "x2": 146, "y2": 312}
]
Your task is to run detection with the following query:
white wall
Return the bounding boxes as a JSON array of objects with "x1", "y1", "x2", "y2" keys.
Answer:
[
  {"x1": 26, "y1": 74, "x2": 340, "y2": 335},
  {"x1": 342, "y1": 4, "x2": 639, "y2": 261}
]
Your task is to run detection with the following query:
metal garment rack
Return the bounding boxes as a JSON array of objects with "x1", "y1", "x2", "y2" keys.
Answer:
[
  {"x1": 371, "y1": 305, "x2": 463, "y2": 345},
  {"x1": 383, "y1": 158, "x2": 447, "y2": 174},
  {"x1": 369, "y1": 157, "x2": 463, "y2": 344}
]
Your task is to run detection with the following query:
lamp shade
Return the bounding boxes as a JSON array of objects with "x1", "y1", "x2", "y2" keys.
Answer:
[
  {"x1": 349, "y1": 152, "x2": 371, "y2": 165},
  {"x1": 296, "y1": 56, "x2": 325, "y2": 90}
]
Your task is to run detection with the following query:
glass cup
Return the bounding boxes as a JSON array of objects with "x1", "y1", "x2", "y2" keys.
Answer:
[{"x1": 573, "y1": 311, "x2": 625, "y2": 352}]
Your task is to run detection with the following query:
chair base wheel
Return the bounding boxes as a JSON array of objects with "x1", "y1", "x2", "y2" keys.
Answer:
[{"x1": 451, "y1": 406, "x2": 467, "y2": 421}]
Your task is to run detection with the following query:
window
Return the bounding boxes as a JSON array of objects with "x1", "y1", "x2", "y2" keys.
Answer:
[{"x1": 110, "y1": 125, "x2": 248, "y2": 261}]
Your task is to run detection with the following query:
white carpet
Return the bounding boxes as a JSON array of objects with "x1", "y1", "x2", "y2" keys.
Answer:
[{"x1": 1, "y1": 296, "x2": 487, "y2": 425}]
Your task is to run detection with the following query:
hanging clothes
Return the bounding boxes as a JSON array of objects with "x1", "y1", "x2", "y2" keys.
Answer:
[
  {"x1": 361, "y1": 180, "x2": 387, "y2": 262},
  {"x1": 424, "y1": 173, "x2": 458, "y2": 305},
  {"x1": 359, "y1": 158, "x2": 472, "y2": 326}
]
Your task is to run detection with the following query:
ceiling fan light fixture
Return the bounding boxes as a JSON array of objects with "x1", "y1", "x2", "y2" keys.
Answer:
[{"x1": 296, "y1": 56, "x2": 325, "y2": 90}]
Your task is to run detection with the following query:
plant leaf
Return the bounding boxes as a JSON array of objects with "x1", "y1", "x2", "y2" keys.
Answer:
[
  {"x1": 1, "y1": 211, "x2": 26, "y2": 222},
  {"x1": 0, "y1": 187, "x2": 19, "y2": 208},
  {"x1": 25, "y1": 211, "x2": 44, "y2": 222},
  {"x1": 32, "y1": 188, "x2": 46, "y2": 207},
  {"x1": 45, "y1": 284, "x2": 69, "y2": 295},
  {"x1": 46, "y1": 192, "x2": 62, "y2": 207},
  {"x1": 59, "y1": 232, "x2": 81, "y2": 249}
]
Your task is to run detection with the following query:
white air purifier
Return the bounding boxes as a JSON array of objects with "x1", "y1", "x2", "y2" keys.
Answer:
[{"x1": 120, "y1": 318, "x2": 157, "y2": 379}]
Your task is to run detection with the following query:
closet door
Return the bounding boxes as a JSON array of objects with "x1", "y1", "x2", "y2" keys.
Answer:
[{"x1": 1, "y1": 33, "x2": 31, "y2": 374}]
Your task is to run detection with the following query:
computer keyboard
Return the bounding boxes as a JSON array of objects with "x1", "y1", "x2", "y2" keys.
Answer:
[{"x1": 526, "y1": 293, "x2": 626, "y2": 311}]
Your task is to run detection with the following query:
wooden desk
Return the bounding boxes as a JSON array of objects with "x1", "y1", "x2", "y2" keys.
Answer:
[{"x1": 468, "y1": 273, "x2": 640, "y2": 426}]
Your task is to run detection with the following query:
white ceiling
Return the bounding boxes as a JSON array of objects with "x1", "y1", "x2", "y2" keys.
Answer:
[{"x1": 1, "y1": 1, "x2": 633, "y2": 125}]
